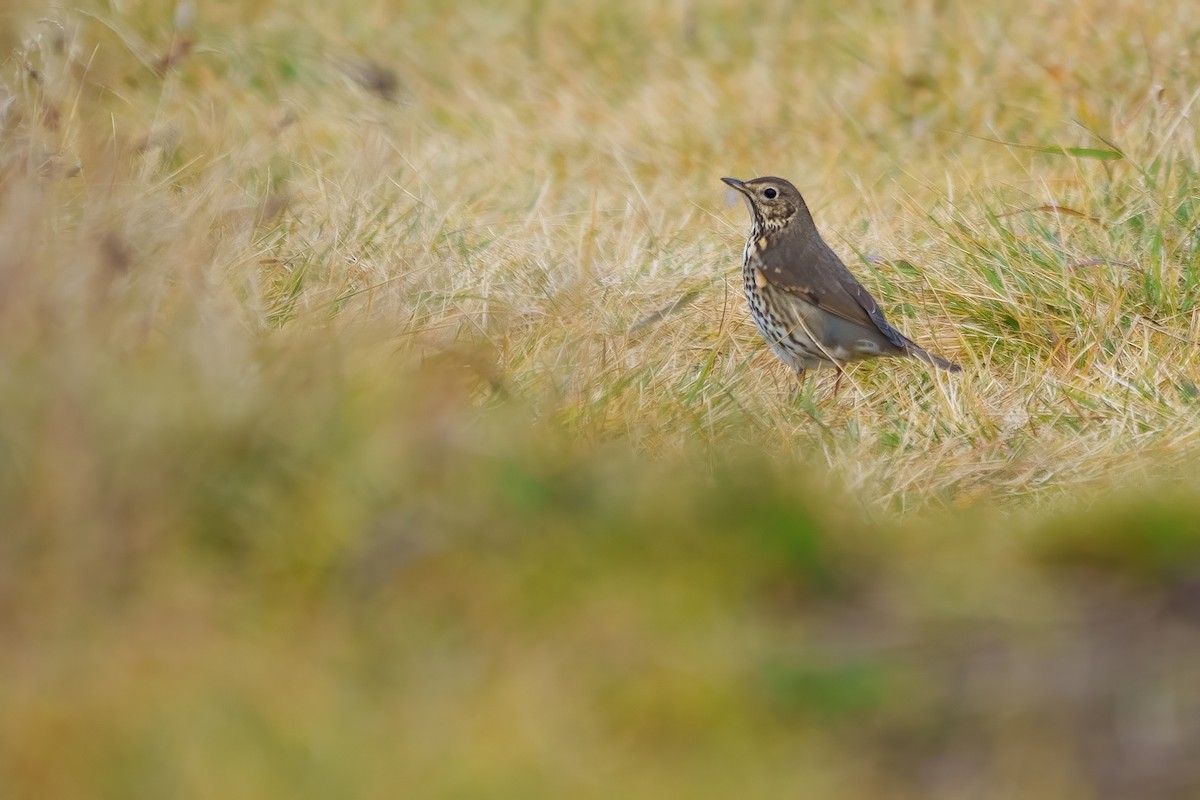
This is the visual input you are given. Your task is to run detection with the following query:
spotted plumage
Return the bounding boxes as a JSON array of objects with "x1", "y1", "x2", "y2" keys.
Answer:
[{"x1": 722, "y1": 176, "x2": 960, "y2": 377}]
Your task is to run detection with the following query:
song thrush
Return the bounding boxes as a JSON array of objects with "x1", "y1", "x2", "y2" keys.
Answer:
[{"x1": 722, "y1": 176, "x2": 960, "y2": 378}]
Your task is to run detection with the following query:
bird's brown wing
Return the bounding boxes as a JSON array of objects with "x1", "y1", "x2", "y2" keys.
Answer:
[
  {"x1": 836, "y1": 277, "x2": 912, "y2": 351},
  {"x1": 753, "y1": 230, "x2": 910, "y2": 351}
]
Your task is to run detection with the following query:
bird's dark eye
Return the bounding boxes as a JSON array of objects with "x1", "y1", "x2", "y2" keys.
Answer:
[{"x1": 763, "y1": 187, "x2": 778, "y2": 200}]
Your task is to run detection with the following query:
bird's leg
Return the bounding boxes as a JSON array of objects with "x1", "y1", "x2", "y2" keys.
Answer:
[
  {"x1": 831, "y1": 366, "x2": 845, "y2": 399},
  {"x1": 789, "y1": 367, "x2": 806, "y2": 405}
]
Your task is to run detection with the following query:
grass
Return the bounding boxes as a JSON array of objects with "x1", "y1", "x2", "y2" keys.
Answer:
[{"x1": 2, "y1": 0, "x2": 1200, "y2": 797}]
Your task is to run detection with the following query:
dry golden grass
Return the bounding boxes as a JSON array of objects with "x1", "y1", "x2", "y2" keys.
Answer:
[{"x1": 3, "y1": 1, "x2": 1200, "y2": 797}]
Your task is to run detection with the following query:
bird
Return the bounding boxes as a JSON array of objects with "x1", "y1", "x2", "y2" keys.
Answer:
[{"x1": 722, "y1": 176, "x2": 960, "y2": 384}]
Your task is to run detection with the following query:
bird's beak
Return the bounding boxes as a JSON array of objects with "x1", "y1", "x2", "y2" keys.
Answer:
[{"x1": 721, "y1": 176, "x2": 748, "y2": 193}]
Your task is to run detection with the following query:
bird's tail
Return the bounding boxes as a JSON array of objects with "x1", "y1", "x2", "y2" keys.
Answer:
[{"x1": 904, "y1": 340, "x2": 961, "y2": 373}]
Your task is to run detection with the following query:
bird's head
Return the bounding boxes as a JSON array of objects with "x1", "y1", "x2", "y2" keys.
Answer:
[{"x1": 721, "y1": 176, "x2": 809, "y2": 232}]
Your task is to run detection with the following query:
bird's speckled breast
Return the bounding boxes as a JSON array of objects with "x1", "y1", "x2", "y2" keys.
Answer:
[{"x1": 740, "y1": 233, "x2": 826, "y2": 371}]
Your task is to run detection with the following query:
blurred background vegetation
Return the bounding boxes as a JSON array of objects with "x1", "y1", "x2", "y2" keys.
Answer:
[{"x1": 2, "y1": 0, "x2": 1199, "y2": 797}]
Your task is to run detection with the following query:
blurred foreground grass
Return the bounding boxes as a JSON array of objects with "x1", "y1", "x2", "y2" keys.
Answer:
[{"x1": 2, "y1": 0, "x2": 1200, "y2": 797}]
